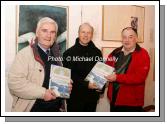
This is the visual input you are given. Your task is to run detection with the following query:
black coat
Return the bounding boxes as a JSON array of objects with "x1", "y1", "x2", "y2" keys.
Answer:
[{"x1": 63, "y1": 38, "x2": 103, "y2": 102}]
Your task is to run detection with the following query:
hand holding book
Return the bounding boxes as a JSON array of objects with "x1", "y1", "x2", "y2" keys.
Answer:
[
  {"x1": 85, "y1": 62, "x2": 115, "y2": 90},
  {"x1": 104, "y1": 74, "x2": 117, "y2": 82},
  {"x1": 49, "y1": 65, "x2": 71, "y2": 98},
  {"x1": 43, "y1": 89, "x2": 57, "y2": 101},
  {"x1": 68, "y1": 80, "x2": 73, "y2": 94},
  {"x1": 88, "y1": 82, "x2": 98, "y2": 89}
]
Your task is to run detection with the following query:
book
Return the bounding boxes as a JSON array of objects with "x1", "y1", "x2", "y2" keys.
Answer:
[
  {"x1": 85, "y1": 62, "x2": 115, "y2": 89},
  {"x1": 49, "y1": 64, "x2": 71, "y2": 98}
]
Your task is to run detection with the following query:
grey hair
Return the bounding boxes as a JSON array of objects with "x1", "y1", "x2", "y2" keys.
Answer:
[
  {"x1": 78, "y1": 22, "x2": 94, "y2": 34},
  {"x1": 36, "y1": 17, "x2": 58, "y2": 33}
]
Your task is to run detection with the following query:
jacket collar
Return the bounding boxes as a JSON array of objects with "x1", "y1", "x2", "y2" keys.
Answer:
[
  {"x1": 135, "y1": 43, "x2": 141, "y2": 51},
  {"x1": 75, "y1": 37, "x2": 95, "y2": 49},
  {"x1": 37, "y1": 43, "x2": 50, "y2": 54},
  {"x1": 112, "y1": 43, "x2": 141, "y2": 56},
  {"x1": 30, "y1": 38, "x2": 62, "y2": 66}
]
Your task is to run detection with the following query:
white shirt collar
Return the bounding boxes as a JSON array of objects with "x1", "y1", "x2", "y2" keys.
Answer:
[
  {"x1": 38, "y1": 43, "x2": 50, "y2": 53},
  {"x1": 122, "y1": 47, "x2": 135, "y2": 55}
]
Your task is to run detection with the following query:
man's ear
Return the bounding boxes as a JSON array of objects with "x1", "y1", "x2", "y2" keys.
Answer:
[{"x1": 135, "y1": 36, "x2": 138, "y2": 43}]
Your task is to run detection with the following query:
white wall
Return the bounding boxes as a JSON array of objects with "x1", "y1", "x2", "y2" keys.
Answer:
[
  {"x1": 5, "y1": 5, "x2": 155, "y2": 112},
  {"x1": 5, "y1": 5, "x2": 17, "y2": 112},
  {"x1": 68, "y1": 5, "x2": 82, "y2": 47}
]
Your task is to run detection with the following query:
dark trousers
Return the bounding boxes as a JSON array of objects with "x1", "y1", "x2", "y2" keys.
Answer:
[
  {"x1": 110, "y1": 104, "x2": 144, "y2": 112},
  {"x1": 31, "y1": 106, "x2": 60, "y2": 112},
  {"x1": 67, "y1": 100, "x2": 97, "y2": 112},
  {"x1": 30, "y1": 99, "x2": 62, "y2": 112}
]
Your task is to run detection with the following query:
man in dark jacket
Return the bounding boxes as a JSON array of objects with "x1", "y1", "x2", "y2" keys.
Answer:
[{"x1": 63, "y1": 23, "x2": 103, "y2": 112}]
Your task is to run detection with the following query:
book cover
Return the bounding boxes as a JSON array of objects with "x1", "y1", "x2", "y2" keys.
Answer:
[
  {"x1": 49, "y1": 65, "x2": 71, "y2": 98},
  {"x1": 85, "y1": 62, "x2": 115, "y2": 89}
]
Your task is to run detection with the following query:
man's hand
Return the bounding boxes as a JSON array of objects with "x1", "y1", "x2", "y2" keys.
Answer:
[
  {"x1": 100, "y1": 94, "x2": 104, "y2": 98},
  {"x1": 43, "y1": 89, "x2": 56, "y2": 101},
  {"x1": 68, "y1": 79, "x2": 73, "y2": 94},
  {"x1": 88, "y1": 82, "x2": 98, "y2": 89},
  {"x1": 104, "y1": 74, "x2": 117, "y2": 82}
]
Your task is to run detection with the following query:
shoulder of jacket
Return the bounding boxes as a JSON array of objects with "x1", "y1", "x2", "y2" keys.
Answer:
[
  {"x1": 16, "y1": 46, "x2": 33, "y2": 58},
  {"x1": 109, "y1": 47, "x2": 122, "y2": 57},
  {"x1": 140, "y1": 47, "x2": 149, "y2": 54},
  {"x1": 93, "y1": 47, "x2": 102, "y2": 55},
  {"x1": 63, "y1": 45, "x2": 76, "y2": 56},
  {"x1": 134, "y1": 47, "x2": 149, "y2": 55},
  {"x1": 132, "y1": 47, "x2": 150, "y2": 62}
]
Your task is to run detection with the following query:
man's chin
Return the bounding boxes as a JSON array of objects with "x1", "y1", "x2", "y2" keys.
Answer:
[
  {"x1": 124, "y1": 46, "x2": 130, "y2": 50},
  {"x1": 83, "y1": 41, "x2": 89, "y2": 44}
]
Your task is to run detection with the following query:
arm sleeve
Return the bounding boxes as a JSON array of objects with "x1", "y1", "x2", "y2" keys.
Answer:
[
  {"x1": 8, "y1": 50, "x2": 46, "y2": 100},
  {"x1": 116, "y1": 51, "x2": 150, "y2": 85}
]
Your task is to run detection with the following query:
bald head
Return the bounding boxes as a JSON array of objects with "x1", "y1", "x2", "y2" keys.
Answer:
[
  {"x1": 78, "y1": 23, "x2": 94, "y2": 46},
  {"x1": 78, "y1": 23, "x2": 94, "y2": 34},
  {"x1": 121, "y1": 27, "x2": 138, "y2": 37}
]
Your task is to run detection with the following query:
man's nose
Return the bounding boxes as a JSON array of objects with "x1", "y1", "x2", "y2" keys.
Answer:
[
  {"x1": 46, "y1": 32, "x2": 51, "y2": 38},
  {"x1": 84, "y1": 33, "x2": 88, "y2": 37},
  {"x1": 124, "y1": 38, "x2": 129, "y2": 42}
]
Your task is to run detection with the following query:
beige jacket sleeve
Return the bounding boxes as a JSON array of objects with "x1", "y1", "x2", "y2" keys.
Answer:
[{"x1": 8, "y1": 47, "x2": 46, "y2": 100}]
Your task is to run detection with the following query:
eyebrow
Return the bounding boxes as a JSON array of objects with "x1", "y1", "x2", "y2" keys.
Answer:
[
  {"x1": 123, "y1": 34, "x2": 135, "y2": 37},
  {"x1": 41, "y1": 29, "x2": 56, "y2": 31}
]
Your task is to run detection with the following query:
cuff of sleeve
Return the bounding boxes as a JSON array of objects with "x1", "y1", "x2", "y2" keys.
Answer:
[
  {"x1": 38, "y1": 87, "x2": 46, "y2": 99},
  {"x1": 116, "y1": 74, "x2": 119, "y2": 82}
]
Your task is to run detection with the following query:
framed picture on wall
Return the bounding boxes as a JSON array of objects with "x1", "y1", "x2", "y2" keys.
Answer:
[
  {"x1": 16, "y1": 5, "x2": 68, "y2": 56},
  {"x1": 102, "y1": 47, "x2": 117, "y2": 61},
  {"x1": 102, "y1": 5, "x2": 145, "y2": 42}
]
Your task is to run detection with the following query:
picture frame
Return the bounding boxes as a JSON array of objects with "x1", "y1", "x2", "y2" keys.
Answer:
[
  {"x1": 102, "y1": 5, "x2": 145, "y2": 42},
  {"x1": 102, "y1": 47, "x2": 117, "y2": 61},
  {"x1": 16, "y1": 5, "x2": 69, "y2": 56}
]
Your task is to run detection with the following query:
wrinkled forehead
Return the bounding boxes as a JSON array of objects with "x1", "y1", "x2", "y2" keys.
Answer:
[
  {"x1": 79, "y1": 24, "x2": 93, "y2": 32},
  {"x1": 39, "y1": 22, "x2": 56, "y2": 29}
]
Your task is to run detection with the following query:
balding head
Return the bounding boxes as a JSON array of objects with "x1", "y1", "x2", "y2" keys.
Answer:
[
  {"x1": 78, "y1": 23, "x2": 94, "y2": 34},
  {"x1": 121, "y1": 27, "x2": 138, "y2": 52},
  {"x1": 78, "y1": 23, "x2": 94, "y2": 46},
  {"x1": 121, "y1": 27, "x2": 138, "y2": 37}
]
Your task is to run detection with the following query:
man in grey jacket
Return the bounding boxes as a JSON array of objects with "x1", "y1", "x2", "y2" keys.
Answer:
[{"x1": 8, "y1": 17, "x2": 72, "y2": 112}]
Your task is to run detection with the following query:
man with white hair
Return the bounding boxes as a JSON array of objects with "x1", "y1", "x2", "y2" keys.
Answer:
[{"x1": 8, "y1": 17, "x2": 72, "y2": 112}]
